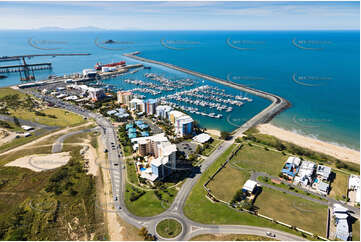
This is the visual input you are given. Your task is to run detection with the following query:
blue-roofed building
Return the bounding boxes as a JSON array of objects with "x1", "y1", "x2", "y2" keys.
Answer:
[
  {"x1": 128, "y1": 132, "x2": 137, "y2": 139},
  {"x1": 141, "y1": 131, "x2": 149, "y2": 137},
  {"x1": 128, "y1": 127, "x2": 137, "y2": 133},
  {"x1": 281, "y1": 156, "x2": 301, "y2": 179},
  {"x1": 135, "y1": 120, "x2": 143, "y2": 126},
  {"x1": 138, "y1": 124, "x2": 149, "y2": 130},
  {"x1": 126, "y1": 123, "x2": 134, "y2": 130}
]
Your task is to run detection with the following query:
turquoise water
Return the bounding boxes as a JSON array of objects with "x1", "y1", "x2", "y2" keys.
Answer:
[{"x1": 0, "y1": 30, "x2": 359, "y2": 150}]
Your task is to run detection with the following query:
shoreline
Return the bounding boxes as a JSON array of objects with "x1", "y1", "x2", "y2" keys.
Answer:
[{"x1": 257, "y1": 123, "x2": 360, "y2": 164}]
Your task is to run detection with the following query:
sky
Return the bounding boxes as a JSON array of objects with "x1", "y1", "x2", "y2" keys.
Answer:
[{"x1": 0, "y1": 1, "x2": 359, "y2": 30}]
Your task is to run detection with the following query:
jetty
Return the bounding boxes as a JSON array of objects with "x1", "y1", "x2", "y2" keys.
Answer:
[{"x1": 124, "y1": 52, "x2": 290, "y2": 134}]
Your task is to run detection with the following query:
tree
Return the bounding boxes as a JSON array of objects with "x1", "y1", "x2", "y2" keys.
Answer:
[{"x1": 220, "y1": 131, "x2": 230, "y2": 140}]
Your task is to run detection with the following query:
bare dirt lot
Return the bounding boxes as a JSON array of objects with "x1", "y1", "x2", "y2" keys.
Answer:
[{"x1": 5, "y1": 152, "x2": 71, "y2": 172}]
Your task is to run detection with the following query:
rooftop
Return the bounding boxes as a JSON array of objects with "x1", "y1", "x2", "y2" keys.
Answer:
[{"x1": 193, "y1": 133, "x2": 211, "y2": 143}]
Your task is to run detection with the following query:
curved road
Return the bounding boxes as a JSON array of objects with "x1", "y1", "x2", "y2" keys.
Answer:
[
  {"x1": 21, "y1": 66, "x2": 308, "y2": 241},
  {"x1": 52, "y1": 127, "x2": 98, "y2": 153}
]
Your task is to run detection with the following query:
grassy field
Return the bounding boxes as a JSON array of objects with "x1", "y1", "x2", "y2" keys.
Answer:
[
  {"x1": 63, "y1": 132, "x2": 90, "y2": 144},
  {"x1": 190, "y1": 234, "x2": 277, "y2": 241},
  {"x1": 0, "y1": 128, "x2": 54, "y2": 154},
  {"x1": 230, "y1": 144, "x2": 287, "y2": 176},
  {"x1": 0, "y1": 88, "x2": 86, "y2": 128},
  {"x1": 329, "y1": 171, "x2": 349, "y2": 201},
  {"x1": 254, "y1": 187, "x2": 328, "y2": 236},
  {"x1": 124, "y1": 183, "x2": 177, "y2": 217},
  {"x1": 12, "y1": 108, "x2": 86, "y2": 128},
  {"x1": 0, "y1": 145, "x2": 52, "y2": 166},
  {"x1": 126, "y1": 159, "x2": 139, "y2": 185},
  {"x1": 352, "y1": 219, "x2": 360, "y2": 241},
  {"x1": 183, "y1": 144, "x2": 315, "y2": 240},
  {"x1": 244, "y1": 128, "x2": 359, "y2": 174},
  {"x1": 257, "y1": 176, "x2": 327, "y2": 201},
  {"x1": 207, "y1": 164, "x2": 250, "y2": 202},
  {"x1": 156, "y1": 219, "x2": 182, "y2": 238}
]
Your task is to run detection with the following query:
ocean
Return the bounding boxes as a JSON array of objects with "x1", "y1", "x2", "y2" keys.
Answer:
[{"x1": 0, "y1": 30, "x2": 359, "y2": 150}]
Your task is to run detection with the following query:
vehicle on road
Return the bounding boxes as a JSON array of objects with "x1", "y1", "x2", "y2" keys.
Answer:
[{"x1": 266, "y1": 232, "x2": 276, "y2": 237}]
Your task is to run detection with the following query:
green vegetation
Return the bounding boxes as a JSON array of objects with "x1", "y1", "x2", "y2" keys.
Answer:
[
  {"x1": 126, "y1": 159, "x2": 139, "y2": 185},
  {"x1": 254, "y1": 187, "x2": 328, "y2": 236},
  {"x1": 0, "y1": 146, "x2": 106, "y2": 240},
  {"x1": 190, "y1": 234, "x2": 277, "y2": 241},
  {"x1": 0, "y1": 146, "x2": 52, "y2": 166},
  {"x1": 156, "y1": 219, "x2": 182, "y2": 238},
  {"x1": 13, "y1": 108, "x2": 85, "y2": 128},
  {"x1": 220, "y1": 131, "x2": 231, "y2": 140},
  {"x1": 329, "y1": 171, "x2": 349, "y2": 201},
  {"x1": 118, "y1": 124, "x2": 133, "y2": 157},
  {"x1": 0, "y1": 128, "x2": 53, "y2": 154},
  {"x1": 207, "y1": 164, "x2": 250, "y2": 202},
  {"x1": 244, "y1": 128, "x2": 359, "y2": 174},
  {"x1": 352, "y1": 219, "x2": 360, "y2": 241},
  {"x1": 230, "y1": 144, "x2": 286, "y2": 176},
  {"x1": 0, "y1": 120, "x2": 24, "y2": 132},
  {"x1": 0, "y1": 88, "x2": 85, "y2": 128},
  {"x1": 124, "y1": 183, "x2": 177, "y2": 217},
  {"x1": 184, "y1": 144, "x2": 314, "y2": 240},
  {"x1": 200, "y1": 138, "x2": 223, "y2": 157},
  {"x1": 258, "y1": 176, "x2": 327, "y2": 201}
]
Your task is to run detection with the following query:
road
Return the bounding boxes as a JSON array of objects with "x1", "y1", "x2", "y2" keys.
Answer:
[
  {"x1": 18, "y1": 89, "x2": 310, "y2": 241},
  {"x1": 52, "y1": 128, "x2": 96, "y2": 153}
]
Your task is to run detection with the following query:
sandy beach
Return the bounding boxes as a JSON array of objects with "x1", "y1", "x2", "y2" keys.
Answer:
[
  {"x1": 257, "y1": 123, "x2": 360, "y2": 164},
  {"x1": 206, "y1": 129, "x2": 221, "y2": 137}
]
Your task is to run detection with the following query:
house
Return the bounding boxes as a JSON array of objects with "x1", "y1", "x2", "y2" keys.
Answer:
[
  {"x1": 348, "y1": 175, "x2": 360, "y2": 204},
  {"x1": 242, "y1": 180, "x2": 258, "y2": 194},
  {"x1": 316, "y1": 165, "x2": 332, "y2": 181},
  {"x1": 317, "y1": 181, "x2": 330, "y2": 195},
  {"x1": 294, "y1": 160, "x2": 316, "y2": 186},
  {"x1": 281, "y1": 156, "x2": 301, "y2": 179},
  {"x1": 333, "y1": 204, "x2": 351, "y2": 241}
]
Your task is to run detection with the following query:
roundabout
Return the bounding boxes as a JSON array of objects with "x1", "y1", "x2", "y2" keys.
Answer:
[{"x1": 155, "y1": 218, "x2": 184, "y2": 240}]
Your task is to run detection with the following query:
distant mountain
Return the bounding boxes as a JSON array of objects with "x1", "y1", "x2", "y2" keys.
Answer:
[{"x1": 36, "y1": 26, "x2": 107, "y2": 31}]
